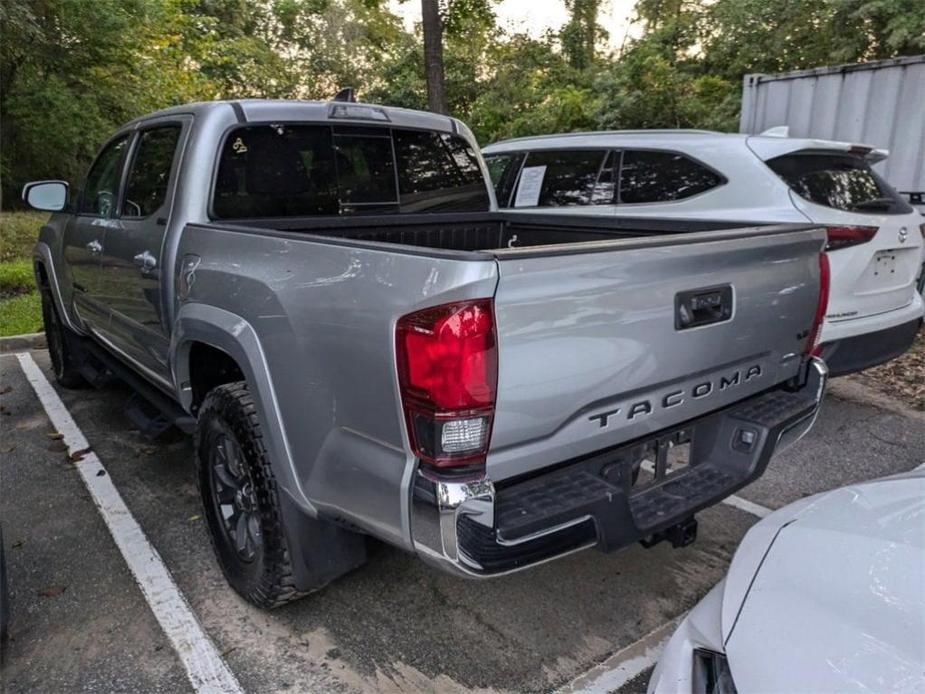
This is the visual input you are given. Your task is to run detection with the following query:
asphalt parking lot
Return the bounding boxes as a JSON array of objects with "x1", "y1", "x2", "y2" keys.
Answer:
[{"x1": 1, "y1": 349, "x2": 923, "y2": 693}]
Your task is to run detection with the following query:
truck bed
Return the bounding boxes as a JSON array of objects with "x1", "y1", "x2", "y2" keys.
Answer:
[{"x1": 232, "y1": 212, "x2": 768, "y2": 253}]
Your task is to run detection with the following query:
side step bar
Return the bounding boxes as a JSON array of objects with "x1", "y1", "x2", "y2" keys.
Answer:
[{"x1": 74, "y1": 337, "x2": 196, "y2": 436}]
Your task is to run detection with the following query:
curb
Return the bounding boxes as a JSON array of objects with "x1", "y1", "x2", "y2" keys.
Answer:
[{"x1": 0, "y1": 331, "x2": 46, "y2": 353}]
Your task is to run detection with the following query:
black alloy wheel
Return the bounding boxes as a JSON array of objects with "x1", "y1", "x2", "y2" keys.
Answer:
[{"x1": 209, "y1": 432, "x2": 262, "y2": 563}]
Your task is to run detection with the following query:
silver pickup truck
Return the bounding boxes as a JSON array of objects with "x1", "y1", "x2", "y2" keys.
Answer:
[{"x1": 23, "y1": 100, "x2": 829, "y2": 609}]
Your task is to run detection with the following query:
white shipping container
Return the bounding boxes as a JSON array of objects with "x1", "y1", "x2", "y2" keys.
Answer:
[{"x1": 740, "y1": 55, "x2": 925, "y2": 212}]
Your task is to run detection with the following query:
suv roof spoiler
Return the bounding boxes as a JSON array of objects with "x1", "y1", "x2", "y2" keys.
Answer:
[{"x1": 748, "y1": 131, "x2": 889, "y2": 164}]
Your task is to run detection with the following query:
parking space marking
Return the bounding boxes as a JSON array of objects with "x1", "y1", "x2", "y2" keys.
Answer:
[
  {"x1": 16, "y1": 353, "x2": 243, "y2": 694},
  {"x1": 719, "y1": 493, "x2": 772, "y2": 518},
  {"x1": 558, "y1": 616, "x2": 683, "y2": 693}
]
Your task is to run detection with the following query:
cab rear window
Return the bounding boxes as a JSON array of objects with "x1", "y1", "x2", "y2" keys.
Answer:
[
  {"x1": 766, "y1": 152, "x2": 912, "y2": 215},
  {"x1": 212, "y1": 124, "x2": 489, "y2": 219}
]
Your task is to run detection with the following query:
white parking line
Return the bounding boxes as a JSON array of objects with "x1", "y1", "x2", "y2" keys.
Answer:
[{"x1": 16, "y1": 353, "x2": 244, "y2": 694}]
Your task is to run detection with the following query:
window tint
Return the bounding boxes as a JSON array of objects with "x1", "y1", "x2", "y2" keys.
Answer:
[
  {"x1": 393, "y1": 130, "x2": 489, "y2": 211},
  {"x1": 516, "y1": 149, "x2": 608, "y2": 207},
  {"x1": 79, "y1": 135, "x2": 129, "y2": 216},
  {"x1": 213, "y1": 125, "x2": 489, "y2": 219},
  {"x1": 214, "y1": 125, "x2": 338, "y2": 218},
  {"x1": 122, "y1": 126, "x2": 182, "y2": 217},
  {"x1": 766, "y1": 152, "x2": 912, "y2": 214},
  {"x1": 484, "y1": 152, "x2": 524, "y2": 208},
  {"x1": 591, "y1": 151, "x2": 617, "y2": 204},
  {"x1": 333, "y1": 130, "x2": 398, "y2": 212},
  {"x1": 619, "y1": 150, "x2": 723, "y2": 204}
]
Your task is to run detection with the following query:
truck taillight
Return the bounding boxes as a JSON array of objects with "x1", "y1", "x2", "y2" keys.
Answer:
[
  {"x1": 806, "y1": 253, "x2": 830, "y2": 357},
  {"x1": 396, "y1": 299, "x2": 497, "y2": 469},
  {"x1": 825, "y1": 225, "x2": 878, "y2": 251}
]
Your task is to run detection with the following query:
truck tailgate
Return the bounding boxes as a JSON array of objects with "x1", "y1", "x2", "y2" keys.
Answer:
[{"x1": 487, "y1": 225, "x2": 826, "y2": 480}]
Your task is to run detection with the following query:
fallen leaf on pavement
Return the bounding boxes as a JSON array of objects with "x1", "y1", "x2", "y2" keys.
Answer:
[
  {"x1": 46, "y1": 432, "x2": 64, "y2": 440},
  {"x1": 67, "y1": 447, "x2": 92, "y2": 463},
  {"x1": 38, "y1": 585, "x2": 67, "y2": 598}
]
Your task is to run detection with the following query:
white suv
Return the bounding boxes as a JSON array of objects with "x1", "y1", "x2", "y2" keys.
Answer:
[{"x1": 483, "y1": 131, "x2": 924, "y2": 375}]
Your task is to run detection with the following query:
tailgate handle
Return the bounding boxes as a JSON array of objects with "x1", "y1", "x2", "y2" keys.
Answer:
[{"x1": 675, "y1": 285, "x2": 733, "y2": 330}]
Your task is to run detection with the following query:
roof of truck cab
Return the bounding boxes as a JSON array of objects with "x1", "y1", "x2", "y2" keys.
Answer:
[{"x1": 124, "y1": 99, "x2": 465, "y2": 134}]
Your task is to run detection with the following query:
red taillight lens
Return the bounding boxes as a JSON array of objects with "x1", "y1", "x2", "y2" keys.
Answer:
[
  {"x1": 806, "y1": 253, "x2": 831, "y2": 357},
  {"x1": 396, "y1": 299, "x2": 497, "y2": 468},
  {"x1": 825, "y1": 225, "x2": 878, "y2": 251}
]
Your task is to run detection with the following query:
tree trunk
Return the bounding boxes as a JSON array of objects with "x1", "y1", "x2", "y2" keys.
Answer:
[{"x1": 421, "y1": 0, "x2": 449, "y2": 114}]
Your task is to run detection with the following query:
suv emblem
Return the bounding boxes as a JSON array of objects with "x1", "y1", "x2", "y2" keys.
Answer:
[{"x1": 898, "y1": 227, "x2": 908, "y2": 243}]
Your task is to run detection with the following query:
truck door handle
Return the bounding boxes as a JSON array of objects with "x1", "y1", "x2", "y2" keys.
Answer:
[
  {"x1": 133, "y1": 250, "x2": 157, "y2": 272},
  {"x1": 86, "y1": 240, "x2": 102, "y2": 254}
]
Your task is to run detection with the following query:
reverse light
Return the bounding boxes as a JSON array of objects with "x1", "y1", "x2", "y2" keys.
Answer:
[
  {"x1": 805, "y1": 252, "x2": 831, "y2": 357},
  {"x1": 396, "y1": 299, "x2": 497, "y2": 468},
  {"x1": 825, "y1": 225, "x2": 878, "y2": 251}
]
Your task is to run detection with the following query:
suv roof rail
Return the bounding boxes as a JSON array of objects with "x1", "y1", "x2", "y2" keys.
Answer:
[{"x1": 491, "y1": 129, "x2": 722, "y2": 146}]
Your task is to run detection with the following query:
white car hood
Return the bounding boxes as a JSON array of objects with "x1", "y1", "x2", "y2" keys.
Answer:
[{"x1": 721, "y1": 472, "x2": 925, "y2": 693}]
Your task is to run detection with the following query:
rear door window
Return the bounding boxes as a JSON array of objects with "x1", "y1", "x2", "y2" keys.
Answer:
[
  {"x1": 212, "y1": 124, "x2": 489, "y2": 219},
  {"x1": 514, "y1": 149, "x2": 609, "y2": 207},
  {"x1": 766, "y1": 152, "x2": 912, "y2": 214},
  {"x1": 122, "y1": 125, "x2": 183, "y2": 218},
  {"x1": 618, "y1": 150, "x2": 724, "y2": 204}
]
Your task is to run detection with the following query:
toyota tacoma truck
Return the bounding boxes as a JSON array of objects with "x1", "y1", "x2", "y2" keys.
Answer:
[{"x1": 23, "y1": 99, "x2": 829, "y2": 609}]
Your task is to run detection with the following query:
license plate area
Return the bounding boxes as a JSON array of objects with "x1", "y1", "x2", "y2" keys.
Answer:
[
  {"x1": 858, "y1": 248, "x2": 917, "y2": 293},
  {"x1": 872, "y1": 250, "x2": 898, "y2": 278},
  {"x1": 632, "y1": 427, "x2": 693, "y2": 490}
]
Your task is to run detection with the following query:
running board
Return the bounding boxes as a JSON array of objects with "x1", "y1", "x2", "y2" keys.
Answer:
[{"x1": 77, "y1": 338, "x2": 196, "y2": 436}]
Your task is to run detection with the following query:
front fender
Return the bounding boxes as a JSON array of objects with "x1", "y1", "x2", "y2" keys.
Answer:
[
  {"x1": 33, "y1": 241, "x2": 84, "y2": 335},
  {"x1": 171, "y1": 302, "x2": 315, "y2": 516}
]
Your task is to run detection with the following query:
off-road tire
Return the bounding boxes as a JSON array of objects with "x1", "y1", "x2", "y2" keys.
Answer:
[
  {"x1": 39, "y1": 286, "x2": 86, "y2": 388},
  {"x1": 195, "y1": 382, "x2": 307, "y2": 609}
]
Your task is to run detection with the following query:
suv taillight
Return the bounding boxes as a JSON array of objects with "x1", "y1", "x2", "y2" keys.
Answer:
[
  {"x1": 396, "y1": 299, "x2": 497, "y2": 469},
  {"x1": 806, "y1": 252, "x2": 831, "y2": 357},
  {"x1": 825, "y1": 225, "x2": 878, "y2": 251}
]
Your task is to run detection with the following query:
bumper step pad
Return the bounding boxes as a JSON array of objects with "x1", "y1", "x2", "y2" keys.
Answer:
[{"x1": 458, "y1": 379, "x2": 821, "y2": 573}]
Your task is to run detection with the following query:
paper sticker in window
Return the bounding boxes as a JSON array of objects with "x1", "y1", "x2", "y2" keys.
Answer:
[{"x1": 514, "y1": 165, "x2": 546, "y2": 207}]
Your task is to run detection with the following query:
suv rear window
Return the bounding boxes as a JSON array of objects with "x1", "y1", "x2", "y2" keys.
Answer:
[
  {"x1": 213, "y1": 124, "x2": 489, "y2": 219},
  {"x1": 766, "y1": 152, "x2": 912, "y2": 214},
  {"x1": 618, "y1": 150, "x2": 723, "y2": 204}
]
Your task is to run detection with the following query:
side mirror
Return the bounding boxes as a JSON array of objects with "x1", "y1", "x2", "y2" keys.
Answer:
[{"x1": 22, "y1": 180, "x2": 69, "y2": 212}]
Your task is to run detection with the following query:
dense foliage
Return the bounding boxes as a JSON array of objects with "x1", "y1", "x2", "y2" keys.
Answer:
[{"x1": 1, "y1": 0, "x2": 922, "y2": 207}]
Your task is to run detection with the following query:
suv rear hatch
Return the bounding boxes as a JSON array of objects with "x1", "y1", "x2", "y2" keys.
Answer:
[
  {"x1": 486, "y1": 224, "x2": 827, "y2": 481},
  {"x1": 747, "y1": 137, "x2": 923, "y2": 325}
]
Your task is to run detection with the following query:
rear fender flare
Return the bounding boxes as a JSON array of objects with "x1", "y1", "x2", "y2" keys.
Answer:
[{"x1": 171, "y1": 303, "x2": 315, "y2": 516}]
